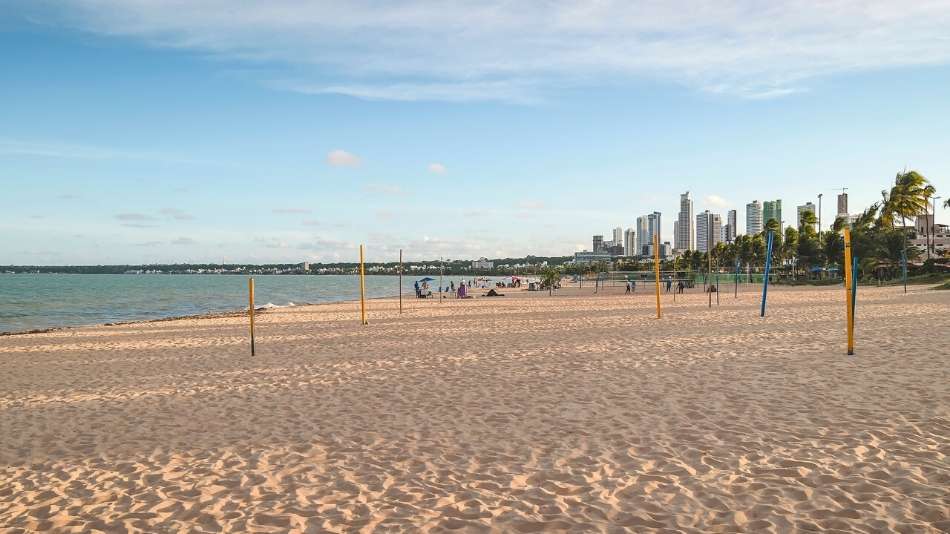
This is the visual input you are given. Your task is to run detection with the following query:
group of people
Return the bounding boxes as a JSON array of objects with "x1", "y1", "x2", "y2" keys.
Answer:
[
  {"x1": 625, "y1": 277, "x2": 686, "y2": 294},
  {"x1": 414, "y1": 279, "x2": 472, "y2": 299}
]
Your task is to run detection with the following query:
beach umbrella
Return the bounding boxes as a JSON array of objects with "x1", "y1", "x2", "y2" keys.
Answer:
[{"x1": 418, "y1": 277, "x2": 436, "y2": 282}]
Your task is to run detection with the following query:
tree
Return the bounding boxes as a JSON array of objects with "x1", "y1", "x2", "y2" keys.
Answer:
[{"x1": 540, "y1": 266, "x2": 561, "y2": 296}]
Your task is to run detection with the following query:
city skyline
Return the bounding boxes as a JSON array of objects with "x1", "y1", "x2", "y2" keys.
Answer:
[{"x1": 2, "y1": 2, "x2": 948, "y2": 265}]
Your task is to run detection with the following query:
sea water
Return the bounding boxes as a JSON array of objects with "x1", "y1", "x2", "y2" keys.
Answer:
[{"x1": 0, "y1": 274, "x2": 478, "y2": 333}]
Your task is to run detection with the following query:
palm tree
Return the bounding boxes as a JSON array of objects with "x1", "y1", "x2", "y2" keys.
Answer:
[{"x1": 540, "y1": 266, "x2": 561, "y2": 296}]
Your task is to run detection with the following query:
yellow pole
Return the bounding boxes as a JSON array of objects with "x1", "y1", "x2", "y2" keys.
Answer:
[
  {"x1": 248, "y1": 277, "x2": 255, "y2": 356},
  {"x1": 359, "y1": 244, "x2": 368, "y2": 325},
  {"x1": 843, "y1": 228, "x2": 854, "y2": 355},
  {"x1": 654, "y1": 232, "x2": 661, "y2": 319}
]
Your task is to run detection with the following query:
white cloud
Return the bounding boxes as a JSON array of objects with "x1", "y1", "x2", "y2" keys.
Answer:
[
  {"x1": 171, "y1": 237, "x2": 196, "y2": 245},
  {"x1": 428, "y1": 162, "x2": 447, "y2": 174},
  {"x1": 327, "y1": 149, "x2": 360, "y2": 167},
  {"x1": 518, "y1": 200, "x2": 545, "y2": 210},
  {"x1": 35, "y1": 1, "x2": 950, "y2": 100},
  {"x1": 272, "y1": 207, "x2": 312, "y2": 214},
  {"x1": 160, "y1": 208, "x2": 195, "y2": 220},
  {"x1": 362, "y1": 183, "x2": 407, "y2": 196},
  {"x1": 704, "y1": 195, "x2": 729, "y2": 208}
]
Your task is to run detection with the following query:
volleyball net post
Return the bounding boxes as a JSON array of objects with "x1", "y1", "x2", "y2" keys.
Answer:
[{"x1": 248, "y1": 277, "x2": 255, "y2": 356}]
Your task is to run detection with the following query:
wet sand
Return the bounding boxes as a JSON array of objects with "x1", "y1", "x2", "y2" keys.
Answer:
[{"x1": 1, "y1": 284, "x2": 948, "y2": 532}]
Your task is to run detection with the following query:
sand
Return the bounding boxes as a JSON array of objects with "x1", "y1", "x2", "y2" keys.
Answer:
[{"x1": 0, "y1": 283, "x2": 948, "y2": 533}]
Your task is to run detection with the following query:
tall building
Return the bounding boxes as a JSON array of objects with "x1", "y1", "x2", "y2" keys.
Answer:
[
  {"x1": 797, "y1": 202, "x2": 816, "y2": 230},
  {"x1": 763, "y1": 199, "x2": 783, "y2": 229},
  {"x1": 676, "y1": 192, "x2": 695, "y2": 251},
  {"x1": 612, "y1": 227, "x2": 623, "y2": 247},
  {"x1": 696, "y1": 210, "x2": 722, "y2": 253},
  {"x1": 592, "y1": 235, "x2": 604, "y2": 253},
  {"x1": 837, "y1": 192, "x2": 849, "y2": 217},
  {"x1": 636, "y1": 212, "x2": 662, "y2": 256},
  {"x1": 746, "y1": 200, "x2": 763, "y2": 236},
  {"x1": 623, "y1": 228, "x2": 635, "y2": 256},
  {"x1": 725, "y1": 209, "x2": 737, "y2": 242}
]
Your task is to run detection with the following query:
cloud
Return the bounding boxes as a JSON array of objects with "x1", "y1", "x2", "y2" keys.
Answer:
[
  {"x1": 301, "y1": 219, "x2": 321, "y2": 227},
  {"x1": 160, "y1": 208, "x2": 195, "y2": 220},
  {"x1": 57, "y1": 194, "x2": 80, "y2": 200},
  {"x1": 34, "y1": 1, "x2": 950, "y2": 100},
  {"x1": 134, "y1": 241, "x2": 163, "y2": 247},
  {"x1": 272, "y1": 207, "x2": 312, "y2": 214},
  {"x1": 704, "y1": 195, "x2": 730, "y2": 208},
  {"x1": 518, "y1": 200, "x2": 545, "y2": 210},
  {"x1": 115, "y1": 213, "x2": 156, "y2": 222},
  {"x1": 171, "y1": 237, "x2": 196, "y2": 245},
  {"x1": 327, "y1": 149, "x2": 360, "y2": 167},
  {"x1": 362, "y1": 183, "x2": 406, "y2": 196},
  {"x1": 428, "y1": 163, "x2": 446, "y2": 174}
]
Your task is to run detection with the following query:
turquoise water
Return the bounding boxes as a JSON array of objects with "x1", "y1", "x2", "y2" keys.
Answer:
[{"x1": 0, "y1": 274, "x2": 464, "y2": 334}]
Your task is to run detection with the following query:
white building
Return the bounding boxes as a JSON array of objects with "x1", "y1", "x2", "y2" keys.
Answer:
[
  {"x1": 612, "y1": 227, "x2": 623, "y2": 248},
  {"x1": 696, "y1": 210, "x2": 722, "y2": 253},
  {"x1": 472, "y1": 257, "x2": 494, "y2": 270},
  {"x1": 746, "y1": 200, "x2": 763, "y2": 236},
  {"x1": 676, "y1": 192, "x2": 695, "y2": 251},
  {"x1": 623, "y1": 228, "x2": 635, "y2": 256}
]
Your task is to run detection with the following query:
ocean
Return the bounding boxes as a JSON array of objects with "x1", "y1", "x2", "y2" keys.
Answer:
[{"x1": 0, "y1": 273, "x2": 481, "y2": 334}]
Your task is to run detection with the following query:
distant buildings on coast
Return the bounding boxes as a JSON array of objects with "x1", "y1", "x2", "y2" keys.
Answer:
[{"x1": 570, "y1": 188, "x2": 946, "y2": 265}]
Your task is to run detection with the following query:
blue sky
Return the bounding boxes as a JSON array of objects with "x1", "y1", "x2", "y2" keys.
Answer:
[{"x1": 2, "y1": 1, "x2": 949, "y2": 264}]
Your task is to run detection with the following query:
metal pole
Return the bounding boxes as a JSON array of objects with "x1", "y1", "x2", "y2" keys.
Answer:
[
  {"x1": 654, "y1": 233, "x2": 661, "y2": 319},
  {"x1": 359, "y1": 244, "x2": 367, "y2": 325},
  {"x1": 818, "y1": 193, "x2": 823, "y2": 234},
  {"x1": 399, "y1": 249, "x2": 403, "y2": 314},
  {"x1": 707, "y1": 249, "x2": 712, "y2": 308},
  {"x1": 760, "y1": 230, "x2": 774, "y2": 317},
  {"x1": 734, "y1": 258, "x2": 739, "y2": 298},
  {"x1": 439, "y1": 257, "x2": 443, "y2": 303},
  {"x1": 248, "y1": 277, "x2": 255, "y2": 356},
  {"x1": 844, "y1": 228, "x2": 854, "y2": 355}
]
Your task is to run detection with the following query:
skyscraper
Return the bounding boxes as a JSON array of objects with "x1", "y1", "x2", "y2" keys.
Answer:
[
  {"x1": 676, "y1": 192, "x2": 695, "y2": 251},
  {"x1": 797, "y1": 202, "x2": 816, "y2": 230},
  {"x1": 612, "y1": 227, "x2": 623, "y2": 247},
  {"x1": 696, "y1": 211, "x2": 722, "y2": 253},
  {"x1": 636, "y1": 216, "x2": 648, "y2": 256},
  {"x1": 636, "y1": 212, "x2": 661, "y2": 256},
  {"x1": 763, "y1": 199, "x2": 783, "y2": 229},
  {"x1": 726, "y1": 209, "x2": 737, "y2": 242},
  {"x1": 837, "y1": 192, "x2": 849, "y2": 217},
  {"x1": 592, "y1": 235, "x2": 604, "y2": 253},
  {"x1": 623, "y1": 228, "x2": 635, "y2": 256},
  {"x1": 746, "y1": 200, "x2": 763, "y2": 235}
]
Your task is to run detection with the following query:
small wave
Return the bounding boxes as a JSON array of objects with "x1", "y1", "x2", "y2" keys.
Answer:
[{"x1": 250, "y1": 302, "x2": 297, "y2": 310}]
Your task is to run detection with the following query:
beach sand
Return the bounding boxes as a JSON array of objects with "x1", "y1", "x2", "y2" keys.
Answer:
[{"x1": 1, "y1": 284, "x2": 948, "y2": 532}]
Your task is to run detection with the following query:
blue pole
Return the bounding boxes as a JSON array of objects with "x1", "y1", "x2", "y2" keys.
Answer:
[{"x1": 760, "y1": 230, "x2": 774, "y2": 317}]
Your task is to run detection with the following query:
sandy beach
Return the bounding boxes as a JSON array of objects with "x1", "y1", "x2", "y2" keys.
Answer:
[{"x1": 1, "y1": 284, "x2": 948, "y2": 532}]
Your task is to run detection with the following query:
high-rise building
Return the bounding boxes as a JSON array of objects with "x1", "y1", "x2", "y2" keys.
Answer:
[
  {"x1": 725, "y1": 209, "x2": 737, "y2": 242},
  {"x1": 696, "y1": 210, "x2": 722, "y2": 253},
  {"x1": 797, "y1": 202, "x2": 816, "y2": 230},
  {"x1": 746, "y1": 200, "x2": 763, "y2": 236},
  {"x1": 592, "y1": 235, "x2": 604, "y2": 253},
  {"x1": 837, "y1": 192, "x2": 849, "y2": 217},
  {"x1": 636, "y1": 216, "x2": 648, "y2": 256},
  {"x1": 763, "y1": 199, "x2": 783, "y2": 229},
  {"x1": 636, "y1": 212, "x2": 662, "y2": 256},
  {"x1": 612, "y1": 227, "x2": 623, "y2": 247},
  {"x1": 648, "y1": 212, "x2": 661, "y2": 255},
  {"x1": 623, "y1": 228, "x2": 635, "y2": 256},
  {"x1": 676, "y1": 192, "x2": 695, "y2": 251}
]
